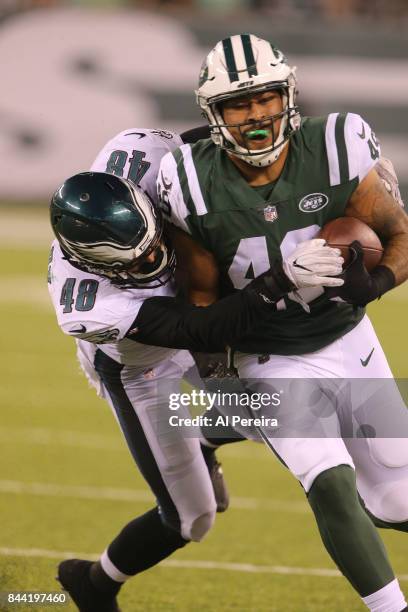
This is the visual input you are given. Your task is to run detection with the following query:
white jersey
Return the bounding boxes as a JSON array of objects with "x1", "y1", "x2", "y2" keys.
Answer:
[
  {"x1": 90, "y1": 127, "x2": 183, "y2": 205},
  {"x1": 48, "y1": 240, "x2": 179, "y2": 368},
  {"x1": 49, "y1": 127, "x2": 195, "y2": 378},
  {"x1": 49, "y1": 127, "x2": 186, "y2": 363}
]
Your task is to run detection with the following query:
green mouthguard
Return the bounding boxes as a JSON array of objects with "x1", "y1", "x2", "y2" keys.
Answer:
[{"x1": 246, "y1": 129, "x2": 270, "y2": 140}]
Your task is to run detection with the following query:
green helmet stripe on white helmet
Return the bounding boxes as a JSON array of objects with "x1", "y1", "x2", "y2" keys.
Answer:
[
  {"x1": 222, "y1": 37, "x2": 239, "y2": 82},
  {"x1": 222, "y1": 34, "x2": 259, "y2": 83},
  {"x1": 241, "y1": 34, "x2": 258, "y2": 77},
  {"x1": 196, "y1": 34, "x2": 300, "y2": 167}
]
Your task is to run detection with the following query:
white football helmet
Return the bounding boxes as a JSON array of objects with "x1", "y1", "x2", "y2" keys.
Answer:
[{"x1": 196, "y1": 34, "x2": 300, "y2": 167}]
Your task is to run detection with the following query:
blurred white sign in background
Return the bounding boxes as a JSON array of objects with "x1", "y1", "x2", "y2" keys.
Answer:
[{"x1": 1, "y1": 7, "x2": 407, "y2": 199}]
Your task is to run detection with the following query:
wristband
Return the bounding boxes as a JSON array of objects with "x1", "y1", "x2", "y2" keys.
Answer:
[
  {"x1": 371, "y1": 265, "x2": 396, "y2": 299},
  {"x1": 246, "y1": 260, "x2": 296, "y2": 303}
]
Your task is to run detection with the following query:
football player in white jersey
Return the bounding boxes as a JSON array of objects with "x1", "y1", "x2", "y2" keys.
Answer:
[
  {"x1": 157, "y1": 34, "x2": 408, "y2": 612},
  {"x1": 48, "y1": 129, "x2": 344, "y2": 611}
]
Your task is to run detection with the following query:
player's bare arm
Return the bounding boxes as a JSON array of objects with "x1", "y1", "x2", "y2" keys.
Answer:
[
  {"x1": 165, "y1": 222, "x2": 219, "y2": 305},
  {"x1": 346, "y1": 168, "x2": 408, "y2": 286}
]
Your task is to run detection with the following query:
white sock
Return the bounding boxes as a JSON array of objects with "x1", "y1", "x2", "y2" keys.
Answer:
[
  {"x1": 100, "y1": 550, "x2": 131, "y2": 583},
  {"x1": 362, "y1": 579, "x2": 407, "y2": 612}
]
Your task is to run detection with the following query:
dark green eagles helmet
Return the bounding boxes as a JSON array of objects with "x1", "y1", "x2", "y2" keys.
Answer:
[{"x1": 50, "y1": 172, "x2": 176, "y2": 288}]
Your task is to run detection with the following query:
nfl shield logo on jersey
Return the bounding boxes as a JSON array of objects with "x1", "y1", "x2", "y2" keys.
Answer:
[{"x1": 263, "y1": 205, "x2": 278, "y2": 222}]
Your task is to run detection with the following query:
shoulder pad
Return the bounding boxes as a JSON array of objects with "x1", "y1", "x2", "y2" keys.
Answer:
[{"x1": 325, "y1": 112, "x2": 380, "y2": 186}]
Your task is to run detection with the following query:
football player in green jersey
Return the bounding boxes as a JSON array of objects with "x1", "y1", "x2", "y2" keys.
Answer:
[{"x1": 157, "y1": 34, "x2": 408, "y2": 612}]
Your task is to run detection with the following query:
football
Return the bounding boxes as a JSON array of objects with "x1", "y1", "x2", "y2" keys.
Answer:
[{"x1": 318, "y1": 217, "x2": 383, "y2": 271}]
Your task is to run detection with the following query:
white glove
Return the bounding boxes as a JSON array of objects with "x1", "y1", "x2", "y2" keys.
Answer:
[{"x1": 283, "y1": 239, "x2": 344, "y2": 289}]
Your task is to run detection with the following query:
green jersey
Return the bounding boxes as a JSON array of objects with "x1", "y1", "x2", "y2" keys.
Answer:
[{"x1": 158, "y1": 113, "x2": 381, "y2": 355}]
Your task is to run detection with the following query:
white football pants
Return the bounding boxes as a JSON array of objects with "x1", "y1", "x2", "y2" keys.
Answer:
[
  {"x1": 236, "y1": 315, "x2": 408, "y2": 524},
  {"x1": 77, "y1": 341, "x2": 216, "y2": 542}
]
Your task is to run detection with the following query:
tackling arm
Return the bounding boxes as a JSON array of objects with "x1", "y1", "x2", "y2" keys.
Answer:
[
  {"x1": 127, "y1": 291, "x2": 270, "y2": 352},
  {"x1": 127, "y1": 240, "x2": 344, "y2": 351},
  {"x1": 125, "y1": 264, "x2": 295, "y2": 352}
]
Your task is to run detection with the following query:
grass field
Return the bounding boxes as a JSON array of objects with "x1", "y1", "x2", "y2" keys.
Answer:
[{"x1": 1, "y1": 207, "x2": 407, "y2": 612}]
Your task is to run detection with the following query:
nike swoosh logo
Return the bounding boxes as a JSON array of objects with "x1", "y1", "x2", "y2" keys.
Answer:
[
  {"x1": 360, "y1": 347, "x2": 374, "y2": 367},
  {"x1": 126, "y1": 132, "x2": 146, "y2": 138},
  {"x1": 160, "y1": 170, "x2": 172, "y2": 191},
  {"x1": 69, "y1": 324, "x2": 87, "y2": 334},
  {"x1": 357, "y1": 123, "x2": 366, "y2": 139}
]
